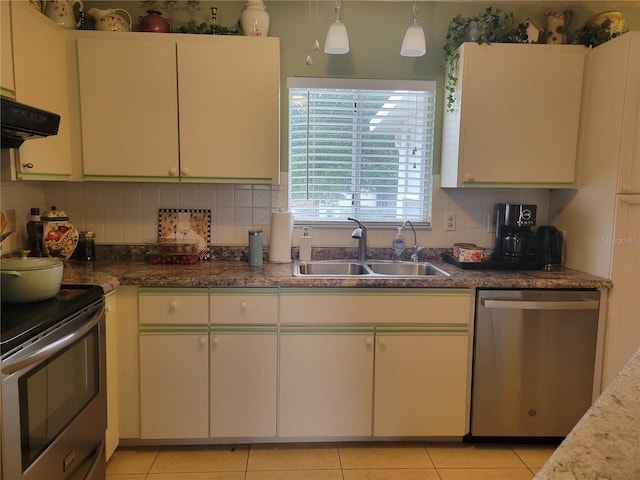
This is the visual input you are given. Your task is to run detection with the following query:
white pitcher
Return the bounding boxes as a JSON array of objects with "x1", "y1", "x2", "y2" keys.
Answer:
[
  {"x1": 44, "y1": 0, "x2": 84, "y2": 29},
  {"x1": 88, "y1": 7, "x2": 132, "y2": 32}
]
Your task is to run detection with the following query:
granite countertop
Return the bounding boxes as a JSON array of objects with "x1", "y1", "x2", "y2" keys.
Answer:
[
  {"x1": 534, "y1": 348, "x2": 640, "y2": 480},
  {"x1": 62, "y1": 254, "x2": 611, "y2": 294}
]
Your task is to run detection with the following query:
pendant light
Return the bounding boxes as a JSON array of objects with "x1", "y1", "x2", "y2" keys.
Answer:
[
  {"x1": 324, "y1": 0, "x2": 349, "y2": 54},
  {"x1": 401, "y1": 0, "x2": 426, "y2": 57}
]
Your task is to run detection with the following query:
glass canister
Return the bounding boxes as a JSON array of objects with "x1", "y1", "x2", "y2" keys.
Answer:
[
  {"x1": 73, "y1": 231, "x2": 96, "y2": 262},
  {"x1": 248, "y1": 230, "x2": 263, "y2": 266},
  {"x1": 41, "y1": 206, "x2": 79, "y2": 260}
]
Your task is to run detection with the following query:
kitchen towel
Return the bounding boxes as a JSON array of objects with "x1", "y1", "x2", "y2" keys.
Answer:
[{"x1": 269, "y1": 209, "x2": 293, "y2": 263}]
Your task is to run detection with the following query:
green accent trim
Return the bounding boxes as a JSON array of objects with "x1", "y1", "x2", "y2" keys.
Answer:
[
  {"x1": 17, "y1": 173, "x2": 71, "y2": 181},
  {"x1": 462, "y1": 182, "x2": 577, "y2": 189},
  {"x1": 210, "y1": 288, "x2": 278, "y2": 296},
  {"x1": 84, "y1": 175, "x2": 179, "y2": 183},
  {"x1": 1, "y1": 87, "x2": 15, "y2": 98},
  {"x1": 375, "y1": 326, "x2": 468, "y2": 335},
  {"x1": 280, "y1": 325, "x2": 375, "y2": 335},
  {"x1": 280, "y1": 288, "x2": 470, "y2": 297},
  {"x1": 139, "y1": 287, "x2": 208, "y2": 296},
  {"x1": 180, "y1": 177, "x2": 274, "y2": 184},
  {"x1": 140, "y1": 325, "x2": 208, "y2": 335},
  {"x1": 210, "y1": 325, "x2": 277, "y2": 334}
]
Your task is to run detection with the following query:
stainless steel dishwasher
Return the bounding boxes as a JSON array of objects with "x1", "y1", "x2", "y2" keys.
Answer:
[{"x1": 469, "y1": 289, "x2": 601, "y2": 441}]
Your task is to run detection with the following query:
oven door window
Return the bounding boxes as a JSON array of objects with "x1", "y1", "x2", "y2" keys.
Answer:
[{"x1": 18, "y1": 326, "x2": 99, "y2": 471}]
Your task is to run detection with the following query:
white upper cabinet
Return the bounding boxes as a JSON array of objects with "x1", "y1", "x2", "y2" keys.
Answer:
[
  {"x1": 1, "y1": 2, "x2": 14, "y2": 97},
  {"x1": 10, "y1": 1, "x2": 73, "y2": 180},
  {"x1": 74, "y1": 32, "x2": 280, "y2": 184},
  {"x1": 441, "y1": 43, "x2": 588, "y2": 188}
]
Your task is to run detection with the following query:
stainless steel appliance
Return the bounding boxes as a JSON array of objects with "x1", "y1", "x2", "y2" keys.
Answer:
[
  {"x1": 1, "y1": 285, "x2": 106, "y2": 480},
  {"x1": 1, "y1": 97, "x2": 61, "y2": 149},
  {"x1": 494, "y1": 203, "x2": 537, "y2": 262},
  {"x1": 469, "y1": 289, "x2": 601, "y2": 441}
]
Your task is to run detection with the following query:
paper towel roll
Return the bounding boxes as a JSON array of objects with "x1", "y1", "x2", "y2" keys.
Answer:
[{"x1": 269, "y1": 210, "x2": 294, "y2": 263}]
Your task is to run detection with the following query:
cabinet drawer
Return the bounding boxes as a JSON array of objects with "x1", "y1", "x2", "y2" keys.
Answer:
[
  {"x1": 280, "y1": 288, "x2": 471, "y2": 325},
  {"x1": 139, "y1": 288, "x2": 208, "y2": 325},
  {"x1": 210, "y1": 288, "x2": 278, "y2": 325}
]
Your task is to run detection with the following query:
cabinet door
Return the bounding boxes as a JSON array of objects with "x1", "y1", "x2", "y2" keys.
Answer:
[
  {"x1": 617, "y1": 33, "x2": 640, "y2": 194},
  {"x1": 1, "y1": 1, "x2": 14, "y2": 97},
  {"x1": 279, "y1": 326, "x2": 374, "y2": 437},
  {"x1": 11, "y1": 1, "x2": 72, "y2": 179},
  {"x1": 104, "y1": 291, "x2": 119, "y2": 460},
  {"x1": 177, "y1": 36, "x2": 280, "y2": 184},
  {"x1": 139, "y1": 329, "x2": 209, "y2": 439},
  {"x1": 77, "y1": 35, "x2": 179, "y2": 181},
  {"x1": 373, "y1": 327, "x2": 469, "y2": 437},
  {"x1": 210, "y1": 327, "x2": 277, "y2": 437},
  {"x1": 442, "y1": 43, "x2": 587, "y2": 187}
]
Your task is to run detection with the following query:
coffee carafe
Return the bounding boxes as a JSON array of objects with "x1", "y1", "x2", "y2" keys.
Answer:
[{"x1": 494, "y1": 203, "x2": 537, "y2": 261}]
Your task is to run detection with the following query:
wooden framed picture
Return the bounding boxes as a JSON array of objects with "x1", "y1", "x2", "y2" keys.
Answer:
[{"x1": 158, "y1": 208, "x2": 211, "y2": 260}]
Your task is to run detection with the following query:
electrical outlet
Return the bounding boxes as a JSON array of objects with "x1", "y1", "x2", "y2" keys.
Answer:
[{"x1": 444, "y1": 212, "x2": 456, "y2": 231}]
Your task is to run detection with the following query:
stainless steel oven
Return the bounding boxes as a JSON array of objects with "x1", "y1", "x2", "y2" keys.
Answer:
[{"x1": 1, "y1": 286, "x2": 106, "y2": 480}]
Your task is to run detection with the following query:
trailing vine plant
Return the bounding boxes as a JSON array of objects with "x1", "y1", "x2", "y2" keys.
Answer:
[{"x1": 443, "y1": 7, "x2": 527, "y2": 112}]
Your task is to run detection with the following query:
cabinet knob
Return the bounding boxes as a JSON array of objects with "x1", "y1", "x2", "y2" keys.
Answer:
[
  {"x1": 181, "y1": 167, "x2": 189, "y2": 176},
  {"x1": 211, "y1": 336, "x2": 219, "y2": 345},
  {"x1": 378, "y1": 337, "x2": 386, "y2": 345},
  {"x1": 169, "y1": 300, "x2": 178, "y2": 309},
  {"x1": 621, "y1": 185, "x2": 632, "y2": 193},
  {"x1": 199, "y1": 337, "x2": 207, "y2": 345},
  {"x1": 169, "y1": 167, "x2": 178, "y2": 176},
  {"x1": 106, "y1": 305, "x2": 112, "y2": 313},
  {"x1": 464, "y1": 174, "x2": 474, "y2": 182},
  {"x1": 241, "y1": 301, "x2": 248, "y2": 310},
  {"x1": 22, "y1": 163, "x2": 34, "y2": 169},
  {"x1": 365, "y1": 337, "x2": 373, "y2": 345}
]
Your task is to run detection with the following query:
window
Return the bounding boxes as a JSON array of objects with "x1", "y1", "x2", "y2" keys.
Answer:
[{"x1": 288, "y1": 77, "x2": 436, "y2": 224}]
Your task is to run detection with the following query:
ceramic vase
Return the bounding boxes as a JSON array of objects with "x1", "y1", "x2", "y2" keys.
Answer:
[{"x1": 241, "y1": 0, "x2": 269, "y2": 37}]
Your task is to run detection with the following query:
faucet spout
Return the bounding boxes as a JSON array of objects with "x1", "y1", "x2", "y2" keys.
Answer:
[
  {"x1": 402, "y1": 220, "x2": 420, "y2": 262},
  {"x1": 348, "y1": 217, "x2": 368, "y2": 262}
]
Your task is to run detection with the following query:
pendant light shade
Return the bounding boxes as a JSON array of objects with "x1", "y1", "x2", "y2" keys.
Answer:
[
  {"x1": 401, "y1": 1, "x2": 426, "y2": 57},
  {"x1": 324, "y1": 0, "x2": 349, "y2": 54}
]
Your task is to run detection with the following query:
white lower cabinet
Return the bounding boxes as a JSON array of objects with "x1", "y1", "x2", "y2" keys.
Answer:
[
  {"x1": 138, "y1": 288, "x2": 209, "y2": 439},
  {"x1": 104, "y1": 290, "x2": 119, "y2": 459},
  {"x1": 373, "y1": 327, "x2": 469, "y2": 437},
  {"x1": 209, "y1": 326, "x2": 277, "y2": 437},
  {"x1": 279, "y1": 326, "x2": 375, "y2": 437}
]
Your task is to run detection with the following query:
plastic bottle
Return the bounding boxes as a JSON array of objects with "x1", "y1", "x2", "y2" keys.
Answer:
[
  {"x1": 392, "y1": 227, "x2": 406, "y2": 261},
  {"x1": 299, "y1": 226, "x2": 312, "y2": 262},
  {"x1": 26, "y1": 208, "x2": 46, "y2": 257}
]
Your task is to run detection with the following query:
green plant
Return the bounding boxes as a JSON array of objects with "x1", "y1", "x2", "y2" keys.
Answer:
[
  {"x1": 175, "y1": 21, "x2": 240, "y2": 35},
  {"x1": 574, "y1": 19, "x2": 625, "y2": 47},
  {"x1": 443, "y1": 7, "x2": 527, "y2": 112}
]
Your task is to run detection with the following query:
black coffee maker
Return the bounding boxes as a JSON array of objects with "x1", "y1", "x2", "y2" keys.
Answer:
[{"x1": 494, "y1": 203, "x2": 537, "y2": 262}]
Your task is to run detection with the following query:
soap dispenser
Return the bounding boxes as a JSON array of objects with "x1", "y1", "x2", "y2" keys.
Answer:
[
  {"x1": 392, "y1": 227, "x2": 406, "y2": 261},
  {"x1": 299, "y1": 226, "x2": 312, "y2": 262}
]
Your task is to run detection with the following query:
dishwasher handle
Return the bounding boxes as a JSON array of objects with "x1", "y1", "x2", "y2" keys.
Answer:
[{"x1": 481, "y1": 299, "x2": 600, "y2": 310}]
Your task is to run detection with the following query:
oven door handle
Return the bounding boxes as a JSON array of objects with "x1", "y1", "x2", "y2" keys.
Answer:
[{"x1": 1, "y1": 311, "x2": 101, "y2": 375}]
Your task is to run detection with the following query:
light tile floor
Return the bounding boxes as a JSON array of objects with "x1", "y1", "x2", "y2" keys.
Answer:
[{"x1": 106, "y1": 442, "x2": 556, "y2": 480}]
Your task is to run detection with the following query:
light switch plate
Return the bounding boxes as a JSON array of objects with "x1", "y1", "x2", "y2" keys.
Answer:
[{"x1": 444, "y1": 212, "x2": 456, "y2": 231}]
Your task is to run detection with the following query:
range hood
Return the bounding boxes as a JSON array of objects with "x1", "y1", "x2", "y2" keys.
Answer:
[{"x1": 1, "y1": 97, "x2": 60, "y2": 148}]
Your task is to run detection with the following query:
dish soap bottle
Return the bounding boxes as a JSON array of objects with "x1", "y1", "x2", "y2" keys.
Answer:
[
  {"x1": 392, "y1": 227, "x2": 406, "y2": 261},
  {"x1": 299, "y1": 226, "x2": 312, "y2": 262}
]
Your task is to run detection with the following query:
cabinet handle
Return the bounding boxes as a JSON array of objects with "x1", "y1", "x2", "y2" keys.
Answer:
[
  {"x1": 211, "y1": 336, "x2": 219, "y2": 345},
  {"x1": 365, "y1": 337, "x2": 373, "y2": 345},
  {"x1": 199, "y1": 337, "x2": 207, "y2": 345},
  {"x1": 169, "y1": 167, "x2": 178, "y2": 176},
  {"x1": 181, "y1": 167, "x2": 189, "y2": 176},
  {"x1": 22, "y1": 163, "x2": 34, "y2": 169},
  {"x1": 241, "y1": 301, "x2": 248, "y2": 310}
]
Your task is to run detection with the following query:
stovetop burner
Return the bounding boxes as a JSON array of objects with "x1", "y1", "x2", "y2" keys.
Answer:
[{"x1": 1, "y1": 284, "x2": 104, "y2": 356}]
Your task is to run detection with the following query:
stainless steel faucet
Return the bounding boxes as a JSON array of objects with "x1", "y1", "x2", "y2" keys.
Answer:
[
  {"x1": 348, "y1": 217, "x2": 367, "y2": 262},
  {"x1": 402, "y1": 220, "x2": 421, "y2": 262}
]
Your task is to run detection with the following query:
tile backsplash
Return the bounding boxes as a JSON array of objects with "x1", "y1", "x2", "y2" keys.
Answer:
[{"x1": 0, "y1": 174, "x2": 550, "y2": 255}]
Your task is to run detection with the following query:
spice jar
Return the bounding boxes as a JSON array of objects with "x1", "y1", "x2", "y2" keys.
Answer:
[{"x1": 74, "y1": 231, "x2": 96, "y2": 262}]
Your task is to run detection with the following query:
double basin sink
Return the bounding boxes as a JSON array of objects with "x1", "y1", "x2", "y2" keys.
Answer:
[{"x1": 293, "y1": 259, "x2": 450, "y2": 278}]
